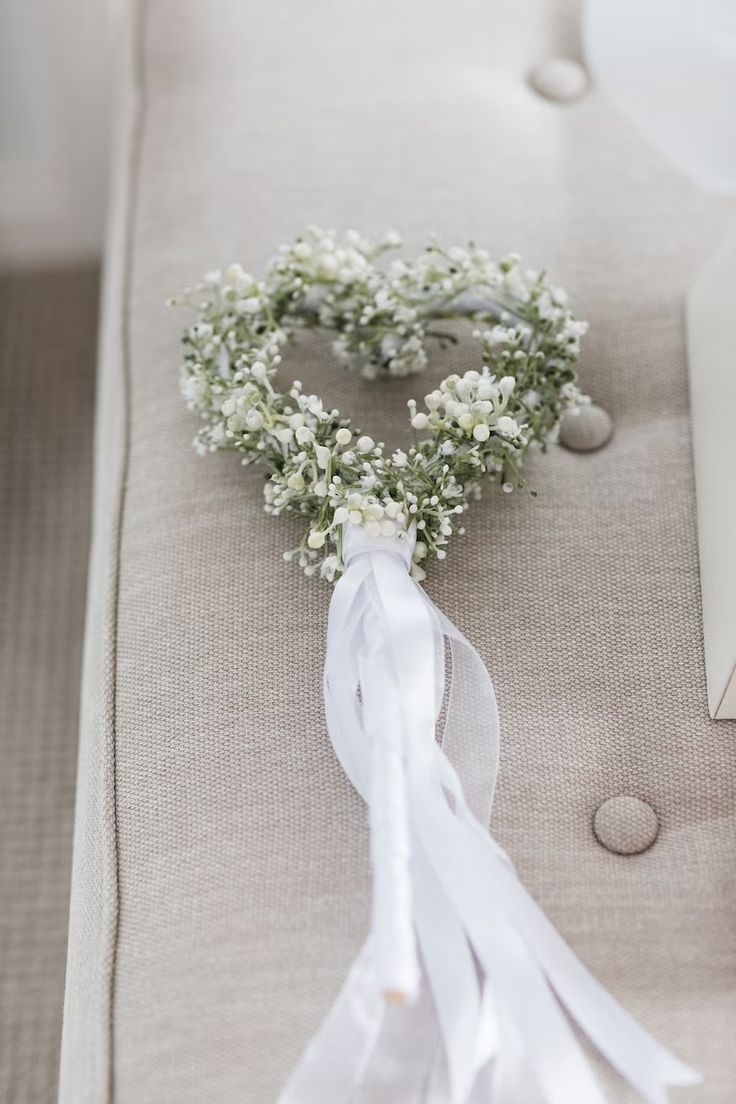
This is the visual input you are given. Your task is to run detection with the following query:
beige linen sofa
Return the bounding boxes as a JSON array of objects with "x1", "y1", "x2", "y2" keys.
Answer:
[{"x1": 59, "y1": 0, "x2": 736, "y2": 1100}]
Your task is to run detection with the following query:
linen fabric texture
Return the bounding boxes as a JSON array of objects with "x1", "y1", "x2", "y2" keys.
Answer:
[{"x1": 59, "y1": 0, "x2": 736, "y2": 1101}]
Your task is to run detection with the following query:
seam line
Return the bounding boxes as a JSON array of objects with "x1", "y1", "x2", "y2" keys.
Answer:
[{"x1": 107, "y1": 0, "x2": 148, "y2": 1099}]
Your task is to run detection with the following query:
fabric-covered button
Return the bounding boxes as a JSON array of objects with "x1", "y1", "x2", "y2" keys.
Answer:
[
  {"x1": 559, "y1": 403, "x2": 613, "y2": 452},
  {"x1": 593, "y1": 796, "x2": 659, "y2": 856},
  {"x1": 529, "y1": 57, "x2": 589, "y2": 103}
]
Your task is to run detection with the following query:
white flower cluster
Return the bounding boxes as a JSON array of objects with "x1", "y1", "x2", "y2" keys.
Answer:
[{"x1": 174, "y1": 228, "x2": 588, "y2": 581}]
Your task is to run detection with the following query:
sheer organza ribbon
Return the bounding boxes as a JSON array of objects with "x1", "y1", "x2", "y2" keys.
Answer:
[{"x1": 278, "y1": 525, "x2": 699, "y2": 1103}]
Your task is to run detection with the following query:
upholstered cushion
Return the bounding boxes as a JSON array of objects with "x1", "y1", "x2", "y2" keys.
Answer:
[{"x1": 59, "y1": 0, "x2": 736, "y2": 1101}]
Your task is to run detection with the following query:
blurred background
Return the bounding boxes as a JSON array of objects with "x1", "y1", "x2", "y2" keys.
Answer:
[
  {"x1": 1, "y1": 1, "x2": 108, "y2": 1099},
  {"x1": 0, "y1": 0, "x2": 110, "y2": 262}
]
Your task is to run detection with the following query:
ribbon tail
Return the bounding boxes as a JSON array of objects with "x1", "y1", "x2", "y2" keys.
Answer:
[
  {"x1": 279, "y1": 531, "x2": 700, "y2": 1103},
  {"x1": 277, "y1": 939, "x2": 385, "y2": 1104},
  {"x1": 412, "y1": 849, "x2": 494, "y2": 1104}
]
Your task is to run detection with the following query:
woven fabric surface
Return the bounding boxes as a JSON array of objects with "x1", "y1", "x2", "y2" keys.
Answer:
[
  {"x1": 60, "y1": 0, "x2": 736, "y2": 1101},
  {"x1": 0, "y1": 267, "x2": 98, "y2": 1103}
]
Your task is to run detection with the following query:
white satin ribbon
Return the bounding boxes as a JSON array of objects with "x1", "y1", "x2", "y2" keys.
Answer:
[{"x1": 278, "y1": 525, "x2": 700, "y2": 1103}]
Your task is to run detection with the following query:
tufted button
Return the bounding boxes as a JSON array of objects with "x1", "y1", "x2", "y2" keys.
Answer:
[
  {"x1": 593, "y1": 796, "x2": 659, "y2": 856},
  {"x1": 529, "y1": 57, "x2": 589, "y2": 103},
  {"x1": 559, "y1": 403, "x2": 613, "y2": 452}
]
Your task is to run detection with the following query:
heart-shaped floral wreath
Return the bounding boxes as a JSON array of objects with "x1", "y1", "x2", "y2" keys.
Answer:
[
  {"x1": 172, "y1": 228, "x2": 698, "y2": 1102},
  {"x1": 174, "y1": 225, "x2": 589, "y2": 581}
]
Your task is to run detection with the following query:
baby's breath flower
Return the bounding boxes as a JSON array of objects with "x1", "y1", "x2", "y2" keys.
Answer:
[{"x1": 176, "y1": 226, "x2": 587, "y2": 581}]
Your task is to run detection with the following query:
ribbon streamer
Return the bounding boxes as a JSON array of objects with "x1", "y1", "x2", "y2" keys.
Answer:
[{"x1": 279, "y1": 524, "x2": 699, "y2": 1103}]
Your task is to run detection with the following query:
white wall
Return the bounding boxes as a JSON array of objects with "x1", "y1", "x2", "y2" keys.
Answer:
[{"x1": 0, "y1": 0, "x2": 111, "y2": 265}]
